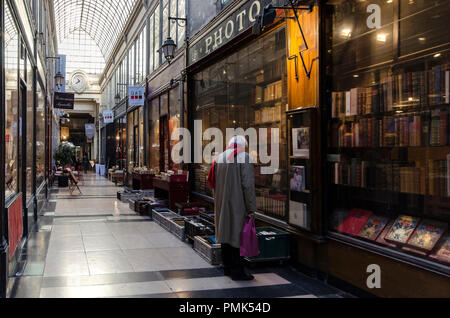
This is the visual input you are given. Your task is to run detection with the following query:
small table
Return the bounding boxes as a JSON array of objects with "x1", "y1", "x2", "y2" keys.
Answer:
[
  {"x1": 132, "y1": 172, "x2": 155, "y2": 190},
  {"x1": 153, "y1": 178, "x2": 190, "y2": 211},
  {"x1": 112, "y1": 172, "x2": 125, "y2": 186}
]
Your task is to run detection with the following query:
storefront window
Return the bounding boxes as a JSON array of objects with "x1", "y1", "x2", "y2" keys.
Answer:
[
  {"x1": 5, "y1": 4, "x2": 19, "y2": 200},
  {"x1": 36, "y1": 85, "x2": 45, "y2": 187},
  {"x1": 191, "y1": 27, "x2": 288, "y2": 219},
  {"x1": 327, "y1": 0, "x2": 450, "y2": 266},
  {"x1": 115, "y1": 116, "x2": 126, "y2": 170},
  {"x1": 149, "y1": 98, "x2": 160, "y2": 172},
  {"x1": 127, "y1": 108, "x2": 144, "y2": 174},
  {"x1": 127, "y1": 111, "x2": 134, "y2": 174},
  {"x1": 26, "y1": 55, "x2": 34, "y2": 198},
  {"x1": 139, "y1": 107, "x2": 144, "y2": 166},
  {"x1": 170, "y1": 86, "x2": 181, "y2": 171}
]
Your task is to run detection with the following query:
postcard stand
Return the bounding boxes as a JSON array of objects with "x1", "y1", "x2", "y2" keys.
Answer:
[{"x1": 287, "y1": 107, "x2": 322, "y2": 233}]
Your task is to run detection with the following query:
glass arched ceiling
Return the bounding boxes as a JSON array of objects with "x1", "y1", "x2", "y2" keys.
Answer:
[{"x1": 54, "y1": 0, "x2": 138, "y2": 74}]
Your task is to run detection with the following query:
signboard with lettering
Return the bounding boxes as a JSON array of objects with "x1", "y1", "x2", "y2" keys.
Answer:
[
  {"x1": 85, "y1": 124, "x2": 96, "y2": 139},
  {"x1": 54, "y1": 92, "x2": 75, "y2": 110},
  {"x1": 188, "y1": 0, "x2": 277, "y2": 65},
  {"x1": 128, "y1": 86, "x2": 145, "y2": 107},
  {"x1": 103, "y1": 110, "x2": 114, "y2": 124}
]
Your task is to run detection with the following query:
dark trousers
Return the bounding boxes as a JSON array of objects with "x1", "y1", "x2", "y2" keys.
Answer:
[{"x1": 221, "y1": 244, "x2": 244, "y2": 275}]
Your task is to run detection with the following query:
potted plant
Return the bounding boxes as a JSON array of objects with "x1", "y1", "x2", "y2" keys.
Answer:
[{"x1": 53, "y1": 143, "x2": 76, "y2": 169}]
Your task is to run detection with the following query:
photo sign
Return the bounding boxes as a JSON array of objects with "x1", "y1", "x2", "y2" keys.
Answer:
[
  {"x1": 188, "y1": 0, "x2": 280, "y2": 65},
  {"x1": 54, "y1": 92, "x2": 75, "y2": 110},
  {"x1": 128, "y1": 86, "x2": 145, "y2": 107}
]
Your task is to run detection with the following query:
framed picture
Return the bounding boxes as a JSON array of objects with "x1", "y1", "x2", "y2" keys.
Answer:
[
  {"x1": 289, "y1": 200, "x2": 310, "y2": 230},
  {"x1": 290, "y1": 166, "x2": 306, "y2": 192},
  {"x1": 406, "y1": 219, "x2": 448, "y2": 252},
  {"x1": 384, "y1": 215, "x2": 421, "y2": 244},
  {"x1": 358, "y1": 215, "x2": 390, "y2": 241},
  {"x1": 292, "y1": 127, "x2": 310, "y2": 157}
]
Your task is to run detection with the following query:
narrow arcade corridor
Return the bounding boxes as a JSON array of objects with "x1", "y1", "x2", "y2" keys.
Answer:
[{"x1": 8, "y1": 174, "x2": 348, "y2": 298}]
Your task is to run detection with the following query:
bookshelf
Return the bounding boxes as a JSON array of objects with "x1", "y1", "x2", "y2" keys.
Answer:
[{"x1": 326, "y1": 0, "x2": 450, "y2": 266}]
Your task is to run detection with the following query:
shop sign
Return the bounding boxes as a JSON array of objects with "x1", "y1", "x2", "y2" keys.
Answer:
[
  {"x1": 188, "y1": 0, "x2": 276, "y2": 65},
  {"x1": 128, "y1": 86, "x2": 145, "y2": 107},
  {"x1": 103, "y1": 110, "x2": 114, "y2": 124},
  {"x1": 85, "y1": 124, "x2": 96, "y2": 139},
  {"x1": 54, "y1": 92, "x2": 75, "y2": 110}
]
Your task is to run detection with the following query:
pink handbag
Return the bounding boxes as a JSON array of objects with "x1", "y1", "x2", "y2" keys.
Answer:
[{"x1": 240, "y1": 216, "x2": 260, "y2": 258}]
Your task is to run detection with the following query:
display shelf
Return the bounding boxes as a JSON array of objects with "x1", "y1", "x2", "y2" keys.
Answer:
[
  {"x1": 330, "y1": 184, "x2": 450, "y2": 223},
  {"x1": 328, "y1": 232, "x2": 450, "y2": 276}
]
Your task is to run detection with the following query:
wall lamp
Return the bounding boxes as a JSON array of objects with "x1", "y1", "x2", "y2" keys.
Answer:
[
  {"x1": 47, "y1": 56, "x2": 65, "y2": 87},
  {"x1": 115, "y1": 83, "x2": 128, "y2": 105},
  {"x1": 162, "y1": 16, "x2": 188, "y2": 64}
]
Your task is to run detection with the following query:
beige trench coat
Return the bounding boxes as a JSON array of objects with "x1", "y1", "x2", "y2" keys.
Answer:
[{"x1": 213, "y1": 151, "x2": 257, "y2": 249}]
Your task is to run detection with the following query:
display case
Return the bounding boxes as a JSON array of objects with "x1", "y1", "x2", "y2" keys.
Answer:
[
  {"x1": 326, "y1": 0, "x2": 450, "y2": 271},
  {"x1": 287, "y1": 107, "x2": 323, "y2": 234}
]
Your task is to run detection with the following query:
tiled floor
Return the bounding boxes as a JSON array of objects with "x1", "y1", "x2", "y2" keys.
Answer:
[{"x1": 9, "y1": 173, "x2": 351, "y2": 299}]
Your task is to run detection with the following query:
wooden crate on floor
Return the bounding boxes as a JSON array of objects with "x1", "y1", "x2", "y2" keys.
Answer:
[{"x1": 194, "y1": 236, "x2": 222, "y2": 265}]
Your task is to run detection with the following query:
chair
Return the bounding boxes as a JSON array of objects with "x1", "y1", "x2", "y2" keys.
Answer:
[{"x1": 66, "y1": 168, "x2": 82, "y2": 195}]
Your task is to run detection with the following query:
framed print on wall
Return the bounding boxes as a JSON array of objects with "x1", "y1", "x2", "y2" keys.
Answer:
[{"x1": 292, "y1": 127, "x2": 310, "y2": 158}]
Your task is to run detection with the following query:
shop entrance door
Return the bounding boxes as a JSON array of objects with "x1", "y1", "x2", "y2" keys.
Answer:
[{"x1": 159, "y1": 115, "x2": 170, "y2": 172}]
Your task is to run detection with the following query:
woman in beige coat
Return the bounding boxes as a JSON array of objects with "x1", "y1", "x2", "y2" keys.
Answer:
[{"x1": 208, "y1": 136, "x2": 257, "y2": 281}]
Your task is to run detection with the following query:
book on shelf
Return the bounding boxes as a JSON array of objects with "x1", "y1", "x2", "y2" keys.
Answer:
[
  {"x1": 331, "y1": 67, "x2": 449, "y2": 119},
  {"x1": 376, "y1": 220, "x2": 396, "y2": 247},
  {"x1": 337, "y1": 209, "x2": 373, "y2": 236},
  {"x1": 330, "y1": 109, "x2": 449, "y2": 148},
  {"x1": 406, "y1": 219, "x2": 448, "y2": 252},
  {"x1": 332, "y1": 159, "x2": 446, "y2": 197},
  {"x1": 384, "y1": 215, "x2": 421, "y2": 245},
  {"x1": 358, "y1": 215, "x2": 390, "y2": 241},
  {"x1": 430, "y1": 233, "x2": 450, "y2": 264}
]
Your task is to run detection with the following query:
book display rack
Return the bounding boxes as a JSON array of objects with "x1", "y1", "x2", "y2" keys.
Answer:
[{"x1": 326, "y1": 0, "x2": 450, "y2": 268}]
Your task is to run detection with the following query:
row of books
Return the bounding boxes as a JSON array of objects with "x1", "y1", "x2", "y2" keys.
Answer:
[
  {"x1": 330, "y1": 210, "x2": 449, "y2": 263},
  {"x1": 256, "y1": 188, "x2": 286, "y2": 218},
  {"x1": 330, "y1": 109, "x2": 450, "y2": 148},
  {"x1": 331, "y1": 157, "x2": 450, "y2": 197},
  {"x1": 254, "y1": 103, "x2": 282, "y2": 124},
  {"x1": 252, "y1": 80, "x2": 283, "y2": 104},
  {"x1": 331, "y1": 67, "x2": 450, "y2": 118}
]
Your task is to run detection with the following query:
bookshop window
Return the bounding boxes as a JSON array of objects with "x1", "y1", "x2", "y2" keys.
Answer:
[
  {"x1": 191, "y1": 27, "x2": 288, "y2": 220},
  {"x1": 149, "y1": 98, "x2": 160, "y2": 172},
  {"x1": 170, "y1": 86, "x2": 181, "y2": 171},
  {"x1": 327, "y1": 1, "x2": 450, "y2": 266},
  {"x1": 5, "y1": 3, "x2": 19, "y2": 200}
]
